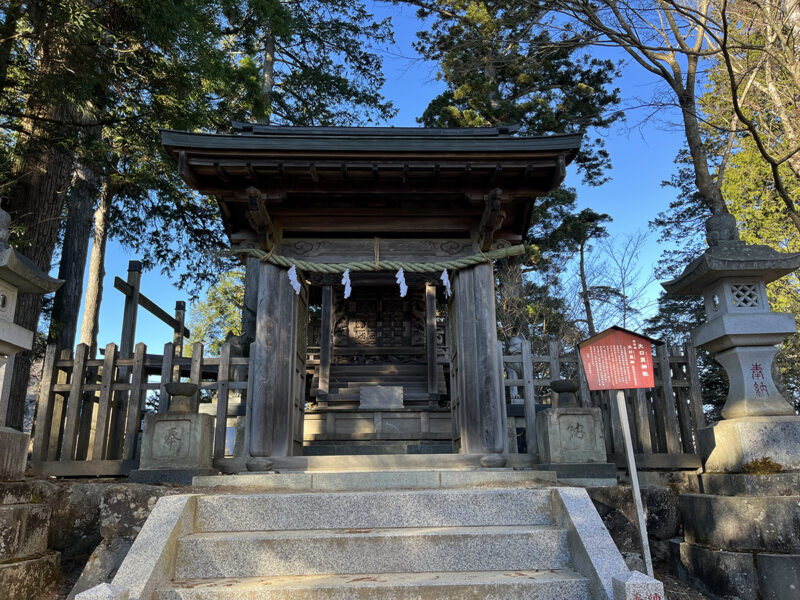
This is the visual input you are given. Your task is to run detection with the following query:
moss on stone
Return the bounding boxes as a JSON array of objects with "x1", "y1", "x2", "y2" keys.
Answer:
[{"x1": 742, "y1": 456, "x2": 784, "y2": 474}]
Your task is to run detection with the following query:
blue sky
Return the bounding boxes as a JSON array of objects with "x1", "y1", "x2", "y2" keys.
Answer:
[{"x1": 83, "y1": 2, "x2": 689, "y2": 354}]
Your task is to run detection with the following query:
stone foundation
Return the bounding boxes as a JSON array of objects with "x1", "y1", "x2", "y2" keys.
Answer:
[
  {"x1": 697, "y1": 415, "x2": 800, "y2": 473},
  {"x1": 673, "y1": 472, "x2": 800, "y2": 599}
]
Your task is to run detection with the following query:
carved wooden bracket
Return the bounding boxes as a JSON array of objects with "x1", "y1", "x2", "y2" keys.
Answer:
[
  {"x1": 478, "y1": 188, "x2": 506, "y2": 251},
  {"x1": 246, "y1": 186, "x2": 275, "y2": 248}
]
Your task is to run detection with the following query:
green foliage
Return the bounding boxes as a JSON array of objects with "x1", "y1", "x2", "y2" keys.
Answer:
[
  {"x1": 408, "y1": 0, "x2": 622, "y2": 185},
  {"x1": 402, "y1": 1, "x2": 624, "y2": 344},
  {"x1": 188, "y1": 269, "x2": 244, "y2": 355},
  {"x1": 1, "y1": 0, "x2": 397, "y2": 298}
]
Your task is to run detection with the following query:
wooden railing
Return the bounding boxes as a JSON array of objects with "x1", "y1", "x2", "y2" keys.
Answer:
[
  {"x1": 31, "y1": 340, "x2": 251, "y2": 477},
  {"x1": 502, "y1": 340, "x2": 705, "y2": 469},
  {"x1": 32, "y1": 336, "x2": 705, "y2": 476}
]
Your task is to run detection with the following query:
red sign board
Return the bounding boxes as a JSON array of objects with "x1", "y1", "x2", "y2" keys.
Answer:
[{"x1": 579, "y1": 327, "x2": 657, "y2": 391}]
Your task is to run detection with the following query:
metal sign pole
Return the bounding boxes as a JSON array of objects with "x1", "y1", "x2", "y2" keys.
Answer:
[{"x1": 615, "y1": 389, "x2": 654, "y2": 577}]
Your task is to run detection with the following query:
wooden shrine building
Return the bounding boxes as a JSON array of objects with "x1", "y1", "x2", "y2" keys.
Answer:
[{"x1": 161, "y1": 124, "x2": 581, "y2": 469}]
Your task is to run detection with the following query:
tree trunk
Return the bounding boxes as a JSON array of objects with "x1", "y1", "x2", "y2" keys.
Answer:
[
  {"x1": 79, "y1": 180, "x2": 112, "y2": 358},
  {"x1": 258, "y1": 32, "x2": 276, "y2": 124},
  {"x1": 47, "y1": 161, "x2": 97, "y2": 351},
  {"x1": 0, "y1": 0, "x2": 22, "y2": 98},
  {"x1": 579, "y1": 240, "x2": 596, "y2": 337},
  {"x1": 677, "y1": 91, "x2": 727, "y2": 215}
]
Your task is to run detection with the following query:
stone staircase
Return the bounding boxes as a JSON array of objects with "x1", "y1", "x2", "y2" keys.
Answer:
[
  {"x1": 162, "y1": 486, "x2": 586, "y2": 599},
  {"x1": 78, "y1": 470, "x2": 666, "y2": 600}
]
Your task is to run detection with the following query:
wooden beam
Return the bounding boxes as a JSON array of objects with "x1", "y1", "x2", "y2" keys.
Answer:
[
  {"x1": 610, "y1": 452, "x2": 702, "y2": 470},
  {"x1": 33, "y1": 459, "x2": 139, "y2": 477},
  {"x1": 113, "y1": 278, "x2": 190, "y2": 338}
]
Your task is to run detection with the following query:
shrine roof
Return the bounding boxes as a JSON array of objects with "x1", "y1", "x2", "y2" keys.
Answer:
[
  {"x1": 162, "y1": 125, "x2": 582, "y2": 155},
  {"x1": 160, "y1": 125, "x2": 582, "y2": 246}
]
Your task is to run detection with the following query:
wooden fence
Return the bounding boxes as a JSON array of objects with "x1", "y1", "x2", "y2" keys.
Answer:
[
  {"x1": 32, "y1": 337, "x2": 705, "y2": 476},
  {"x1": 31, "y1": 340, "x2": 250, "y2": 477},
  {"x1": 502, "y1": 341, "x2": 705, "y2": 469}
]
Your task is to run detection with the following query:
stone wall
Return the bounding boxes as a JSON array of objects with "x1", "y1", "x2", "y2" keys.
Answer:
[
  {"x1": 587, "y1": 484, "x2": 683, "y2": 570},
  {"x1": 0, "y1": 479, "x2": 181, "y2": 598}
]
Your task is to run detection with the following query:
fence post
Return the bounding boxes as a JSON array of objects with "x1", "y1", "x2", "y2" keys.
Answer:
[
  {"x1": 521, "y1": 341, "x2": 537, "y2": 457},
  {"x1": 655, "y1": 344, "x2": 682, "y2": 454},
  {"x1": 685, "y1": 343, "x2": 706, "y2": 430},
  {"x1": 158, "y1": 342, "x2": 174, "y2": 413},
  {"x1": 90, "y1": 343, "x2": 118, "y2": 460},
  {"x1": 673, "y1": 346, "x2": 696, "y2": 453},
  {"x1": 31, "y1": 345, "x2": 59, "y2": 468},
  {"x1": 189, "y1": 342, "x2": 203, "y2": 408},
  {"x1": 122, "y1": 343, "x2": 147, "y2": 461},
  {"x1": 576, "y1": 351, "x2": 592, "y2": 408},
  {"x1": 548, "y1": 340, "x2": 560, "y2": 407},
  {"x1": 633, "y1": 388, "x2": 653, "y2": 454},
  {"x1": 214, "y1": 341, "x2": 232, "y2": 460},
  {"x1": 48, "y1": 350, "x2": 72, "y2": 460},
  {"x1": 61, "y1": 344, "x2": 89, "y2": 461}
]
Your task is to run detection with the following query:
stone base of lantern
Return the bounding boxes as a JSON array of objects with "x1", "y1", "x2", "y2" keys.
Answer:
[
  {"x1": 697, "y1": 416, "x2": 800, "y2": 473},
  {"x1": 0, "y1": 427, "x2": 29, "y2": 481}
]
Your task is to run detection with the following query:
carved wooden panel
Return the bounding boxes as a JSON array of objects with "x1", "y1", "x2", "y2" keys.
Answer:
[{"x1": 331, "y1": 286, "x2": 426, "y2": 364}]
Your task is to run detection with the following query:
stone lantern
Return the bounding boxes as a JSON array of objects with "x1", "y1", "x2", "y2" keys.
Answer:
[
  {"x1": 663, "y1": 213, "x2": 800, "y2": 472},
  {"x1": 0, "y1": 206, "x2": 62, "y2": 481}
]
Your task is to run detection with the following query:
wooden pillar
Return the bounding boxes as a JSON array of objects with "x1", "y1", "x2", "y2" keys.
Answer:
[
  {"x1": 318, "y1": 286, "x2": 333, "y2": 402},
  {"x1": 451, "y1": 262, "x2": 505, "y2": 458},
  {"x1": 119, "y1": 261, "x2": 141, "y2": 358},
  {"x1": 173, "y1": 301, "x2": 186, "y2": 357},
  {"x1": 242, "y1": 256, "x2": 260, "y2": 349},
  {"x1": 108, "y1": 261, "x2": 140, "y2": 458},
  {"x1": 248, "y1": 262, "x2": 304, "y2": 459},
  {"x1": 425, "y1": 282, "x2": 439, "y2": 406}
]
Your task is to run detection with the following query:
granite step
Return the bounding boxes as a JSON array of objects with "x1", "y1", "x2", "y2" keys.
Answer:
[
  {"x1": 194, "y1": 488, "x2": 553, "y2": 532},
  {"x1": 175, "y1": 525, "x2": 569, "y2": 579},
  {"x1": 158, "y1": 569, "x2": 589, "y2": 599},
  {"x1": 192, "y1": 468, "x2": 555, "y2": 492}
]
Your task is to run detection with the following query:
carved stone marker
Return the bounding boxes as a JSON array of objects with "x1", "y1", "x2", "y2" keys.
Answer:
[
  {"x1": 536, "y1": 380, "x2": 606, "y2": 463},
  {"x1": 359, "y1": 385, "x2": 404, "y2": 409},
  {"x1": 131, "y1": 382, "x2": 216, "y2": 484}
]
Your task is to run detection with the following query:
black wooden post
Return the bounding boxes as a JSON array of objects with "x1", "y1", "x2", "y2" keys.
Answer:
[
  {"x1": 425, "y1": 282, "x2": 439, "y2": 406},
  {"x1": 318, "y1": 286, "x2": 333, "y2": 402},
  {"x1": 173, "y1": 301, "x2": 186, "y2": 357}
]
